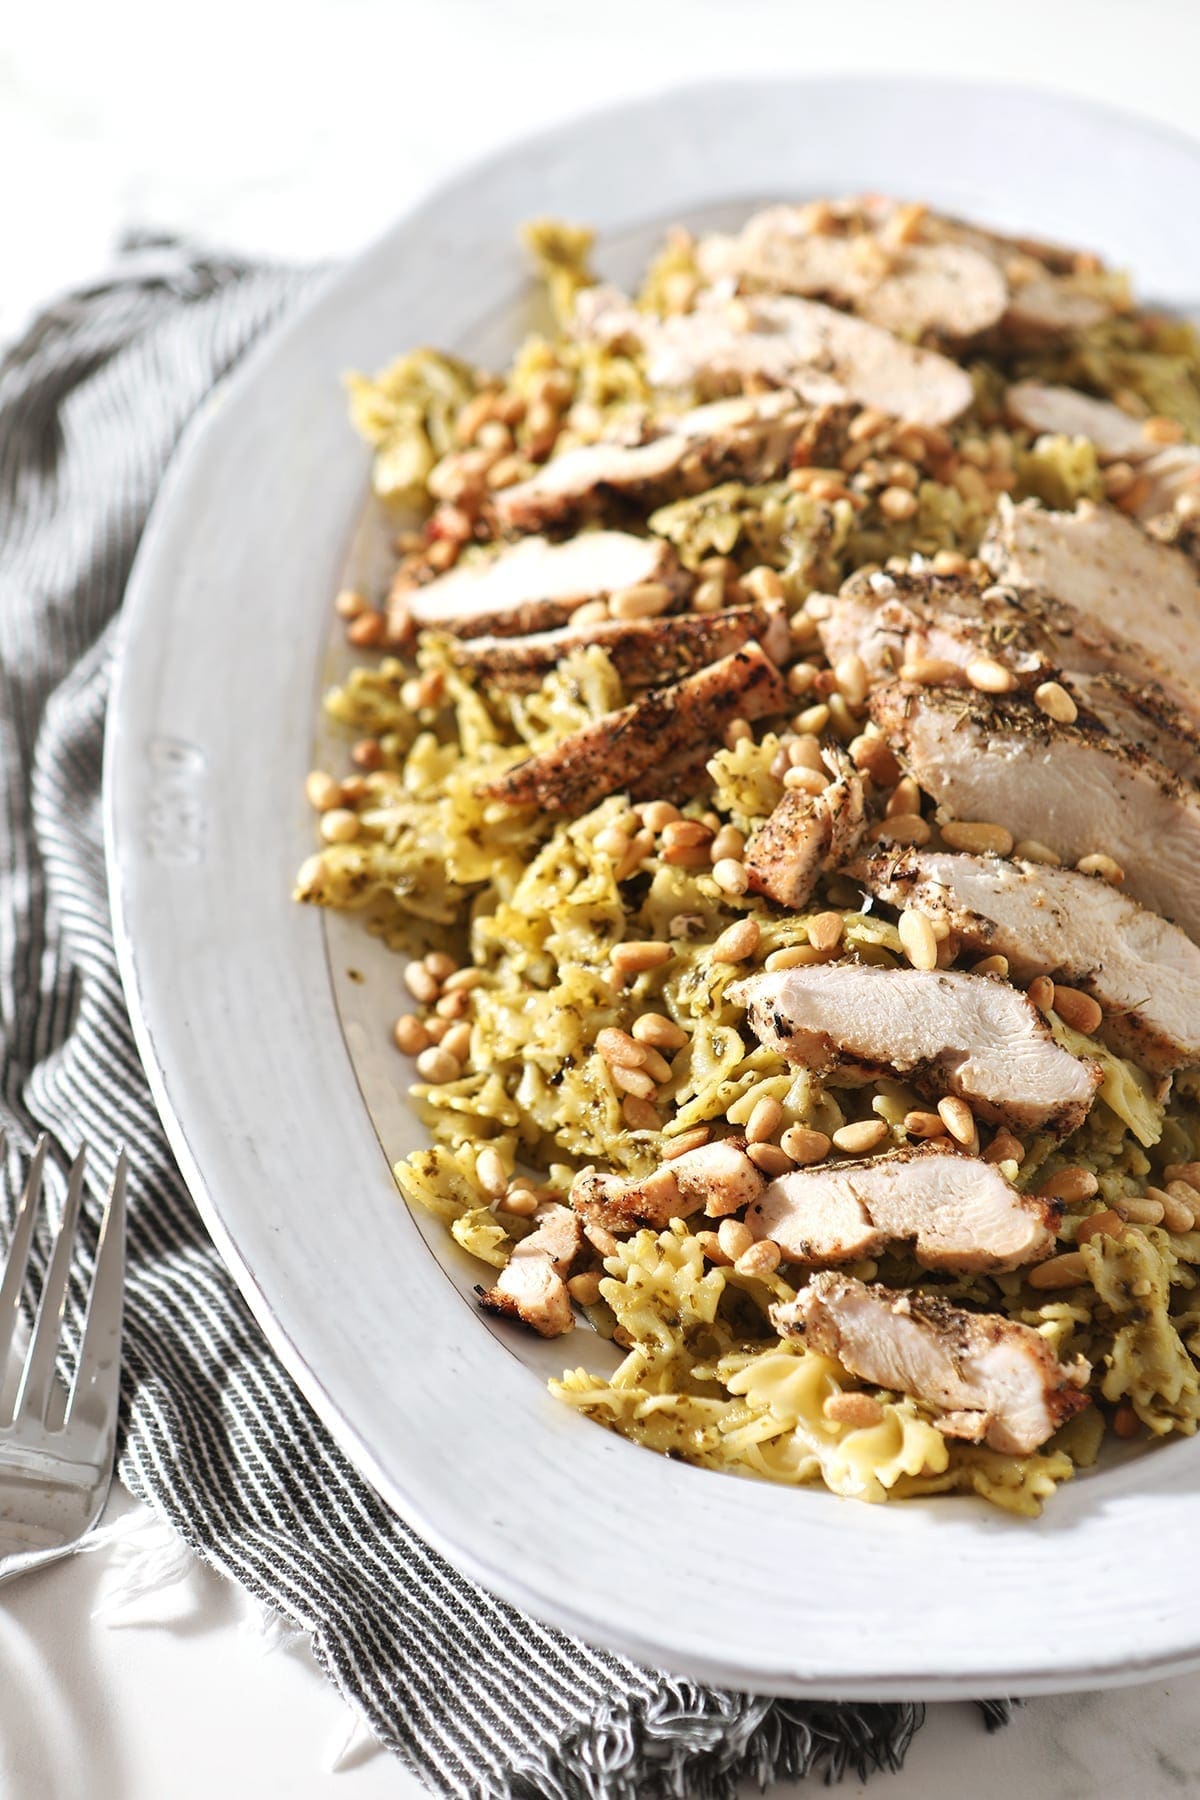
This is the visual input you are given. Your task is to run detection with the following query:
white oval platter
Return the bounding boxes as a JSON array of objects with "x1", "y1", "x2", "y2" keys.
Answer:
[{"x1": 105, "y1": 77, "x2": 1200, "y2": 1698}]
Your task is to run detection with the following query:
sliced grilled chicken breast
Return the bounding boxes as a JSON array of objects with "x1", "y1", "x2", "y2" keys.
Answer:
[
  {"x1": 481, "y1": 642, "x2": 787, "y2": 813},
  {"x1": 1067, "y1": 670, "x2": 1200, "y2": 785},
  {"x1": 489, "y1": 392, "x2": 839, "y2": 533},
  {"x1": 772, "y1": 1272, "x2": 1092, "y2": 1454},
  {"x1": 735, "y1": 960, "x2": 1101, "y2": 1136},
  {"x1": 448, "y1": 600, "x2": 789, "y2": 692},
  {"x1": 743, "y1": 748, "x2": 866, "y2": 908},
  {"x1": 823, "y1": 562, "x2": 1200, "y2": 727},
  {"x1": 748, "y1": 1144, "x2": 1059, "y2": 1273},
  {"x1": 696, "y1": 206, "x2": 1008, "y2": 340},
  {"x1": 872, "y1": 680, "x2": 1200, "y2": 941},
  {"x1": 1005, "y1": 381, "x2": 1152, "y2": 460},
  {"x1": 478, "y1": 1203, "x2": 585, "y2": 1338},
  {"x1": 392, "y1": 531, "x2": 687, "y2": 640},
  {"x1": 571, "y1": 285, "x2": 974, "y2": 425},
  {"x1": 855, "y1": 847, "x2": 1200, "y2": 1074},
  {"x1": 1004, "y1": 383, "x2": 1200, "y2": 518},
  {"x1": 570, "y1": 1138, "x2": 764, "y2": 1231},
  {"x1": 980, "y1": 498, "x2": 1200, "y2": 694}
]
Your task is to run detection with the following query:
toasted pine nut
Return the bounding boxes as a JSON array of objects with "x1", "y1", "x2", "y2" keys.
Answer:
[
  {"x1": 475, "y1": 1146, "x2": 509, "y2": 1199},
  {"x1": 610, "y1": 1063, "x2": 657, "y2": 1100},
  {"x1": 983, "y1": 1128, "x2": 1025, "y2": 1165},
  {"x1": 899, "y1": 909, "x2": 938, "y2": 972},
  {"x1": 393, "y1": 1014, "x2": 431, "y2": 1056},
  {"x1": 879, "y1": 485, "x2": 918, "y2": 521},
  {"x1": 621, "y1": 1095, "x2": 662, "y2": 1131},
  {"x1": 632, "y1": 1012, "x2": 687, "y2": 1052},
  {"x1": 334, "y1": 587, "x2": 368, "y2": 619},
  {"x1": 746, "y1": 1097, "x2": 784, "y2": 1144},
  {"x1": 966, "y1": 656, "x2": 1018, "y2": 694},
  {"x1": 695, "y1": 1230, "x2": 731, "y2": 1265},
  {"x1": 940, "y1": 819, "x2": 1014, "y2": 856},
  {"x1": 970, "y1": 954, "x2": 1009, "y2": 979},
  {"x1": 424, "y1": 1017, "x2": 451, "y2": 1044},
  {"x1": 610, "y1": 581, "x2": 671, "y2": 620},
  {"x1": 718, "y1": 1218, "x2": 754, "y2": 1261},
  {"x1": 614, "y1": 828, "x2": 655, "y2": 883},
  {"x1": 832, "y1": 1118, "x2": 890, "y2": 1155},
  {"x1": 404, "y1": 960, "x2": 441, "y2": 1004},
  {"x1": 1113, "y1": 1404, "x2": 1142, "y2": 1438},
  {"x1": 692, "y1": 577, "x2": 727, "y2": 614},
  {"x1": 347, "y1": 608, "x2": 386, "y2": 648},
  {"x1": 1027, "y1": 1251, "x2": 1090, "y2": 1290},
  {"x1": 904, "y1": 1110, "x2": 945, "y2": 1139},
  {"x1": 440, "y1": 1022, "x2": 471, "y2": 1063},
  {"x1": 735, "y1": 1239, "x2": 782, "y2": 1277},
  {"x1": 938, "y1": 1096, "x2": 976, "y2": 1147},
  {"x1": 661, "y1": 818, "x2": 712, "y2": 852},
  {"x1": 792, "y1": 702, "x2": 831, "y2": 735},
  {"x1": 787, "y1": 662, "x2": 820, "y2": 697},
  {"x1": 747, "y1": 1143, "x2": 793, "y2": 1176},
  {"x1": 712, "y1": 919, "x2": 761, "y2": 964},
  {"x1": 712, "y1": 857, "x2": 750, "y2": 895},
  {"x1": 566, "y1": 1272, "x2": 603, "y2": 1306},
  {"x1": 352, "y1": 737, "x2": 383, "y2": 772},
  {"x1": 783, "y1": 766, "x2": 829, "y2": 795},
  {"x1": 807, "y1": 911, "x2": 845, "y2": 953},
  {"x1": 611, "y1": 941, "x2": 672, "y2": 981},
  {"x1": 871, "y1": 814, "x2": 932, "y2": 847},
  {"x1": 1076, "y1": 853, "x2": 1124, "y2": 886},
  {"x1": 305, "y1": 770, "x2": 343, "y2": 812},
  {"x1": 501, "y1": 1187, "x2": 539, "y2": 1219},
  {"x1": 1143, "y1": 414, "x2": 1185, "y2": 445},
  {"x1": 724, "y1": 718, "x2": 753, "y2": 748},
  {"x1": 834, "y1": 653, "x2": 869, "y2": 708},
  {"x1": 584, "y1": 1222, "x2": 619, "y2": 1258},
  {"x1": 594, "y1": 825, "x2": 632, "y2": 859},
  {"x1": 320, "y1": 807, "x2": 360, "y2": 844},
  {"x1": 415, "y1": 1045, "x2": 462, "y2": 1084},
  {"x1": 1053, "y1": 984, "x2": 1103, "y2": 1036},
  {"x1": 1034, "y1": 680, "x2": 1078, "y2": 724},
  {"x1": 424, "y1": 951, "x2": 457, "y2": 983},
  {"x1": 1148, "y1": 1186, "x2": 1196, "y2": 1233},
  {"x1": 780, "y1": 1125, "x2": 832, "y2": 1165},
  {"x1": 710, "y1": 824, "x2": 745, "y2": 863},
  {"x1": 823, "y1": 1391, "x2": 885, "y2": 1428},
  {"x1": 849, "y1": 731, "x2": 902, "y2": 785},
  {"x1": 1014, "y1": 839, "x2": 1061, "y2": 865},
  {"x1": 661, "y1": 1126, "x2": 711, "y2": 1161},
  {"x1": 637, "y1": 1044, "x2": 674, "y2": 1084},
  {"x1": 900, "y1": 655, "x2": 961, "y2": 686},
  {"x1": 1026, "y1": 974, "x2": 1055, "y2": 1012},
  {"x1": 886, "y1": 776, "x2": 922, "y2": 818},
  {"x1": 742, "y1": 565, "x2": 786, "y2": 603},
  {"x1": 1037, "y1": 1166, "x2": 1099, "y2": 1204},
  {"x1": 639, "y1": 800, "x2": 681, "y2": 832},
  {"x1": 596, "y1": 1027, "x2": 648, "y2": 1070},
  {"x1": 1165, "y1": 1162, "x2": 1200, "y2": 1190},
  {"x1": 1075, "y1": 1209, "x2": 1124, "y2": 1246},
  {"x1": 1111, "y1": 1194, "x2": 1165, "y2": 1225},
  {"x1": 765, "y1": 945, "x2": 826, "y2": 971},
  {"x1": 1168, "y1": 1178, "x2": 1200, "y2": 1207}
]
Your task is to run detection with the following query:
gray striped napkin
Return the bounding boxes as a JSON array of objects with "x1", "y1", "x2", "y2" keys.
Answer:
[{"x1": 0, "y1": 238, "x2": 1004, "y2": 1798}]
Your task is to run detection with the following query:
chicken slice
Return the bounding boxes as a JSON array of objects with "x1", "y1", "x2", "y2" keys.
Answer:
[
  {"x1": 571, "y1": 285, "x2": 974, "y2": 426},
  {"x1": 821, "y1": 563, "x2": 1200, "y2": 726},
  {"x1": 1005, "y1": 381, "x2": 1151, "y2": 460},
  {"x1": 448, "y1": 599, "x2": 789, "y2": 692},
  {"x1": 489, "y1": 393, "x2": 846, "y2": 533},
  {"x1": 855, "y1": 847, "x2": 1200, "y2": 1075},
  {"x1": 480, "y1": 642, "x2": 787, "y2": 814},
  {"x1": 872, "y1": 679, "x2": 1200, "y2": 942},
  {"x1": 696, "y1": 206, "x2": 1007, "y2": 340},
  {"x1": 478, "y1": 1203, "x2": 586, "y2": 1339},
  {"x1": 735, "y1": 960, "x2": 1101, "y2": 1137},
  {"x1": 1067, "y1": 671, "x2": 1200, "y2": 785},
  {"x1": 748, "y1": 1143, "x2": 1059, "y2": 1273},
  {"x1": 772, "y1": 1272, "x2": 1092, "y2": 1455},
  {"x1": 569, "y1": 1138, "x2": 764, "y2": 1231},
  {"x1": 391, "y1": 530, "x2": 688, "y2": 640},
  {"x1": 742, "y1": 747, "x2": 865, "y2": 908},
  {"x1": 980, "y1": 497, "x2": 1200, "y2": 695},
  {"x1": 1004, "y1": 383, "x2": 1200, "y2": 518}
]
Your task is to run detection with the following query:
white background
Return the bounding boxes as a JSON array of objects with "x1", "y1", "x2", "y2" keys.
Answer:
[{"x1": 5, "y1": 2, "x2": 1200, "y2": 1795}]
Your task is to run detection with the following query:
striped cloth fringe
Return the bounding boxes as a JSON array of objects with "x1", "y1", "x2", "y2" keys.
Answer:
[{"x1": 0, "y1": 239, "x2": 1004, "y2": 1797}]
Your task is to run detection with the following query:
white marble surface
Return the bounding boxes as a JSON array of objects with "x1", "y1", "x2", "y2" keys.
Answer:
[{"x1": 5, "y1": 2, "x2": 1200, "y2": 1794}]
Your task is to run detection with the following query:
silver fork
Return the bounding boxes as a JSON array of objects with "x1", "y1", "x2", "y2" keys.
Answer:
[{"x1": 0, "y1": 1133, "x2": 126, "y2": 1582}]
